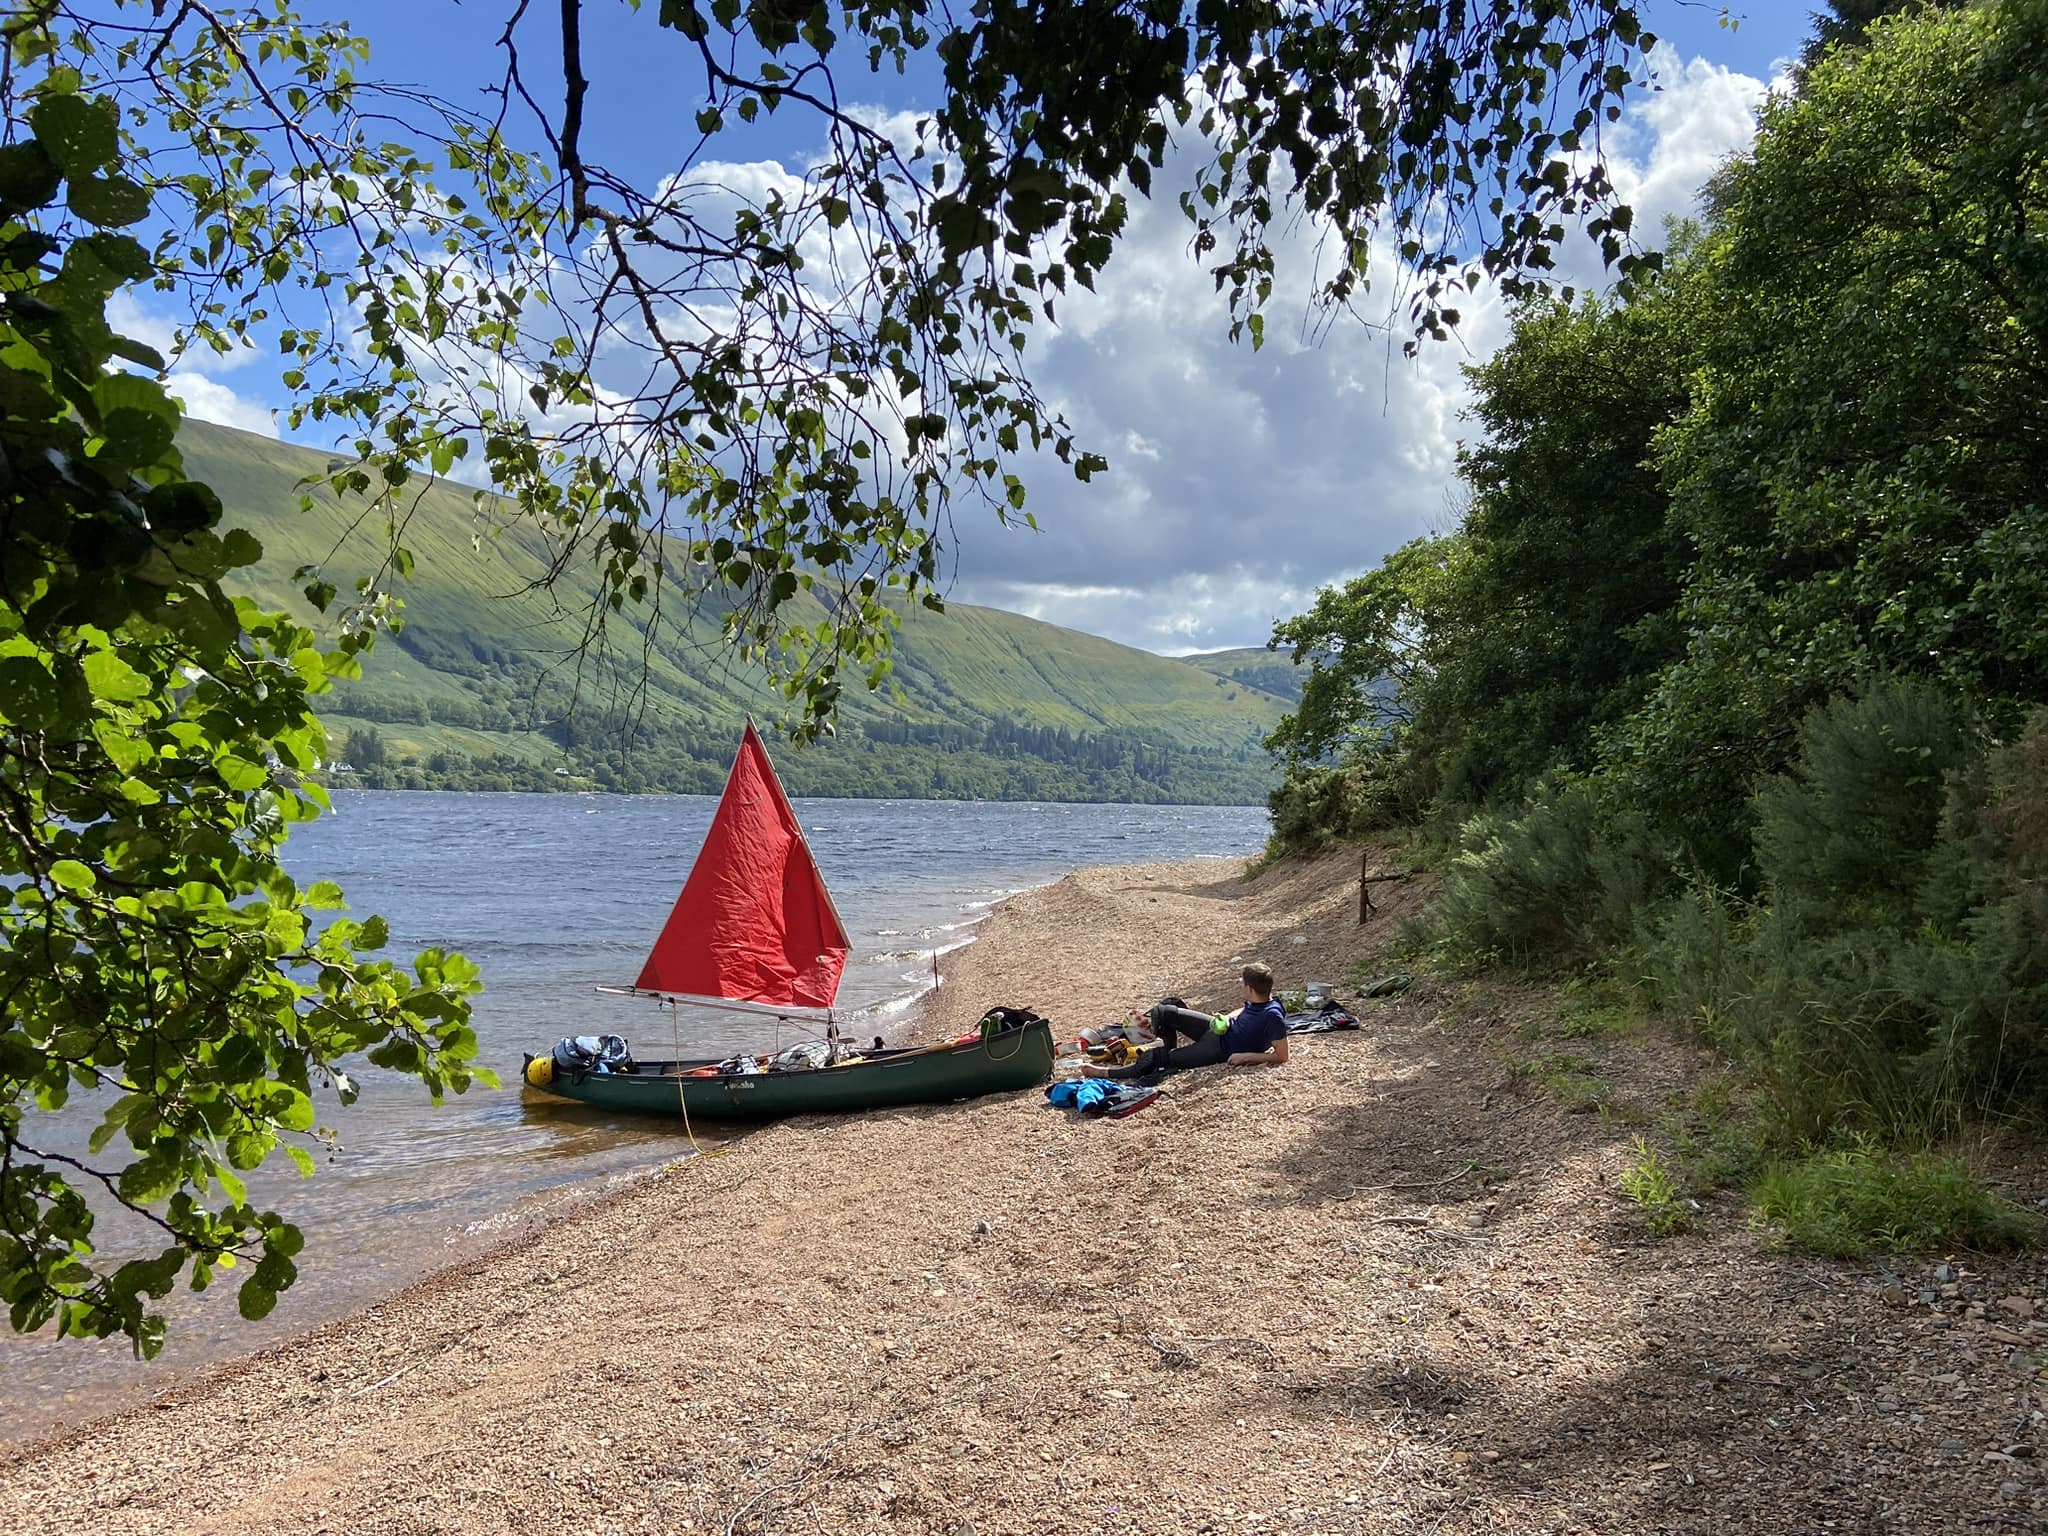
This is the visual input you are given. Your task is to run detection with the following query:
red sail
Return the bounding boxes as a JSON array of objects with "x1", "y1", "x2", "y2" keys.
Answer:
[{"x1": 634, "y1": 722, "x2": 849, "y2": 1009}]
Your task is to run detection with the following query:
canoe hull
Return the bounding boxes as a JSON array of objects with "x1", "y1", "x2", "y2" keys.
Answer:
[{"x1": 523, "y1": 1021, "x2": 1056, "y2": 1122}]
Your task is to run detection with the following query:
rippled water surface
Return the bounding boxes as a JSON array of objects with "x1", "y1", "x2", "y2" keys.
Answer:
[{"x1": 1, "y1": 791, "x2": 1266, "y2": 1442}]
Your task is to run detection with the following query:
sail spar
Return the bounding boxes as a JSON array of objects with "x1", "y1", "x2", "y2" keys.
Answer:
[{"x1": 632, "y1": 721, "x2": 849, "y2": 1011}]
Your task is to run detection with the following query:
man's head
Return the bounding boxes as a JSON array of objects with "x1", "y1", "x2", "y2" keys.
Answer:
[{"x1": 1241, "y1": 962, "x2": 1274, "y2": 1002}]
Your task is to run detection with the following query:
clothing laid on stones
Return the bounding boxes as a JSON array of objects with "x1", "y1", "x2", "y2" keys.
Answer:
[
  {"x1": 1285, "y1": 1000, "x2": 1360, "y2": 1034},
  {"x1": 1045, "y1": 1079, "x2": 1163, "y2": 1118}
]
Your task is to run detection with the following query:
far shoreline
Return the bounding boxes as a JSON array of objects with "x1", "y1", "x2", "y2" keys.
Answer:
[{"x1": 315, "y1": 781, "x2": 1274, "y2": 811}]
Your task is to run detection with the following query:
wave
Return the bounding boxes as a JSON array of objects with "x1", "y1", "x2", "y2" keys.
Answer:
[{"x1": 845, "y1": 927, "x2": 982, "y2": 1022}]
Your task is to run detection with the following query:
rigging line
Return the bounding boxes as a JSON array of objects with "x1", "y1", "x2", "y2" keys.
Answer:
[{"x1": 669, "y1": 999, "x2": 700, "y2": 1154}]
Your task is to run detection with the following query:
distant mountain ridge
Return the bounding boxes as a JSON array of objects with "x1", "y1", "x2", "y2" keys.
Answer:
[
  {"x1": 1175, "y1": 646, "x2": 1305, "y2": 704},
  {"x1": 181, "y1": 420, "x2": 1288, "y2": 803}
]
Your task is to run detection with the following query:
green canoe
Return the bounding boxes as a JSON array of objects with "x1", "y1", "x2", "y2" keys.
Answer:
[{"x1": 521, "y1": 1020, "x2": 1056, "y2": 1122}]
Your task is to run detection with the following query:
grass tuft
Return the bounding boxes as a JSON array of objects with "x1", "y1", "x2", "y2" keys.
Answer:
[
  {"x1": 1751, "y1": 1143, "x2": 2041, "y2": 1258},
  {"x1": 1620, "y1": 1138, "x2": 1691, "y2": 1237}
]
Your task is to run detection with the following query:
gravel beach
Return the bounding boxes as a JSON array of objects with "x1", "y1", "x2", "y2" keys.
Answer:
[{"x1": 3, "y1": 849, "x2": 2043, "y2": 1535}]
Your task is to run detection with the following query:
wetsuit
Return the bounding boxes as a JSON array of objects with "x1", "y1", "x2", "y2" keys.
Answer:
[{"x1": 1092, "y1": 998, "x2": 1284, "y2": 1080}]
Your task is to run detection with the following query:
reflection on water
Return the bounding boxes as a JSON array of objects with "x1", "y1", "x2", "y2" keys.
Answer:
[{"x1": 0, "y1": 791, "x2": 1265, "y2": 1444}]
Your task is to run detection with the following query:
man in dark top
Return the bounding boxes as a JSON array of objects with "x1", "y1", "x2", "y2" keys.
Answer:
[{"x1": 1081, "y1": 962, "x2": 1290, "y2": 1079}]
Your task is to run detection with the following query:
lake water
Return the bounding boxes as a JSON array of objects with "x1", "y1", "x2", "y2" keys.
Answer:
[{"x1": 0, "y1": 791, "x2": 1266, "y2": 1444}]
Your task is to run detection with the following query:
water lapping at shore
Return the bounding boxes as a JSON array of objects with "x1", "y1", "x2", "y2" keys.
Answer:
[{"x1": 1, "y1": 791, "x2": 1265, "y2": 1443}]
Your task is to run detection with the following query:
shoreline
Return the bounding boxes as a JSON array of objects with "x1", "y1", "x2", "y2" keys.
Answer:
[
  {"x1": 1, "y1": 853, "x2": 1260, "y2": 1456},
  {"x1": 0, "y1": 851, "x2": 1247, "y2": 1451},
  {"x1": 878, "y1": 848, "x2": 1256, "y2": 1046},
  {"x1": 6, "y1": 848, "x2": 2042, "y2": 1535}
]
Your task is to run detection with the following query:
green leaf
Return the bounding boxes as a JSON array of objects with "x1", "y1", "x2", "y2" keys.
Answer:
[
  {"x1": 82, "y1": 650, "x2": 150, "y2": 702},
  {"x1": 28, "y1": 93, "x2": 118, "y2": 174},
  {"x1": 68, "y1": 173, "x2": 152, "y2": 229},
  {"x1": 0, "y1": 141, "x2": 62, "y2": 213},
  {"x1": 97, "y1": 405, "x2": 177, "y2": 473},
  {"x1": 220, "y1": 528, "x2": 263, "y2": 569},
  {"x1": 237, "y1": 1277, "x2": 277, "y2": 1321},
  {"x1": 213, "y1": 755, "x2": 271, "y2": 792},
  {"x1": 0, "y1": 656, "x2": 62, "y2": 729},
  {"x1": 116, "y1": 1158, "x2": 180, "y2": 1207},
  {"x1": 47, "y1": 859, "x2": 97, "y2": 893}
]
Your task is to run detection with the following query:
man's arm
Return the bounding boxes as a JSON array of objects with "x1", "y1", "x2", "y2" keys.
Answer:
[{"x1": 1227, "y1": 1035, "x2": 1289, "y2": 1067}]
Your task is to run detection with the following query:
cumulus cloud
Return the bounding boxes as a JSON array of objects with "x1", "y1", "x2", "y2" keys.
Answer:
[
  {"x1": 165, "y1": 370, "x2": 278, "y2": 437},
  {"x1": 945, "y1": 49, "x2": 1771, "y2": 655},
  {"x1": 120, "y1": 49, "x2": 1769, "y2": 666}
]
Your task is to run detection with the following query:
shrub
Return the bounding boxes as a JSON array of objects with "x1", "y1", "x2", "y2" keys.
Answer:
[
  {"x1": 1264, "y1": 746, "x2": 1427, "y2": 855},
  {"x1": 1427, "y1": 781, "x2": 1670, "y2": 970},
  {"x1": 1754, "y1": 678, "x2": 1974, "y2": 931},
  {"x1": 1752, "y1": 1143, "x2": 2040, "y2": 1258},
  {"x1": 1640, "y1": 689, "x2": 2048, "y2": 1139}
]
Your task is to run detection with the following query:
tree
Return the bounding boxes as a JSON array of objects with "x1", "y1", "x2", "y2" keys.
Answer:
[
  {"x1": 1420, "y1": 283, "x2": 1691, "y2": 803},
  {"x1": 0, "y1": 83, "x2": 486, "y2": 1354},
  {"x1": 1264, "y1": 282, "x2": 1690, "y2": 822},
  {"x1": 1617, "y1": 0, "x2": 2048, "y2": 864},
  {"x1": 1266, "y1": 534, "x2": 1461, "y2": 770},
  {"x1": 342, "y1": 726, "x2": 387, "y2": 770},
  {"x1": 1264, "y1": 0, "x2": 2048, "y2": 874},
  {"x1": 1799, "y1": 0, "x2": 1967, "y2": 74},
  {"x1": 3, "y1": 0, "x2": 1686, "y2": 1352}
]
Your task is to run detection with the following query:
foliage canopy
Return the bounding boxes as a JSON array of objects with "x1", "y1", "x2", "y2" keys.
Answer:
[
  {"x1": 0, "y1": 76, "x2": 484, "y2": 1353},
  {"x1": 1264, "y1": 0, "x2": 2048, "y2": 1150},
  {"x1": 9, "y1": 0, "x2": 1674, "y2": 730}
]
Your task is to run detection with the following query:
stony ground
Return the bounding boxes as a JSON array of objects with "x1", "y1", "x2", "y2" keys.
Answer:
[{"x1": 4, "y1": 849, "x2": 2044, "y2": 1535}]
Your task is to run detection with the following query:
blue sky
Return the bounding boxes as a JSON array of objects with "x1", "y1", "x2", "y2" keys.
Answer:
[
  {"x1": 160, "y1": 2, "x2": 1816, "y2": 655},
  {"x1": 338, "y1": 1, "x2": 1808, "y2": 180}
]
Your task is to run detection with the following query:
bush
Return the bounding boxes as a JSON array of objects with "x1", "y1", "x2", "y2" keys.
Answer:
[
  {"x1": 1264, "y1": 746, "x2": 1427, "y2": 856},
  {"x1": 1754, "y1": 678, "x2": 1973, "y2": 930},
  {"x1": 1638, "y1": 688, "x2": 2048, "y2": 1139},
  {"x1": 1426, "y1": 781, "x2": 1669, "y2": 970},
  {"x1": 1752, "y1": 1143, "x2": 2040, "y2": 1258}
]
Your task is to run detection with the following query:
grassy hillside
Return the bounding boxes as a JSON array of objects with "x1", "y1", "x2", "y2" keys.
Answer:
[
  {"x1": 181, "y1": 420, "x2": 1284, "y2": 802},
  {"x1": 1177, "y1": 645, "x2": 1305, "y2": 705}
]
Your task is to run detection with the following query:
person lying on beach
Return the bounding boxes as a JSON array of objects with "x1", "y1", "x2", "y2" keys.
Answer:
[{"x1": 1081, "y1": 962, "x2": 1290, "y2": 1080}]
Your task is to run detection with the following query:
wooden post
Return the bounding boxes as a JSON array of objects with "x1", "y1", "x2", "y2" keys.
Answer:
[{"x1": 1359, "y1": 849, "x2": 1373, "y2": 925}]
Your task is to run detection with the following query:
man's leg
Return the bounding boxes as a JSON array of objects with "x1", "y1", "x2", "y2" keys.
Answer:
[
  {"x1": 1085, "y1": 1031, "x2": 1225, "y2": 1080},
  {"x1": 1149, "y1": 1003, "x2": 1215, "y2": 1050},
  {"x1": 1161, "y1": 1033, "x2": 1227, "y2": 1071}
]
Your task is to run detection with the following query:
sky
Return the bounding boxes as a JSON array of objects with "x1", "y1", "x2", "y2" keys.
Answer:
[{"x1": 152, "y1": 2, "x2": 1816, "y2": 658}]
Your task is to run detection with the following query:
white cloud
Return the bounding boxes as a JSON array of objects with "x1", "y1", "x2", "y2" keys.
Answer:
[
  {"x1": 105, "y1": 291, "x2": 179, "y2": 361},
  {"x1": 165, "y1": 370, "x2": 277, "y2": 436},
  {"x1": 120, "y1": 50, "x2": 1771, "y2": 669},
  {"x1": 1607, "y1": 45, "x2": 1775, "y2": 245},
  {"x1": 945, "y1": 50, "x2": 1770, "y2": 656}
]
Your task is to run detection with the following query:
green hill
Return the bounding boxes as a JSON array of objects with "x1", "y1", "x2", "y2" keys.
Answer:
[
  {"x1": 1177, "y1": 646, "x2": 1305, "y2": 705},
  {"x1": 181, "y1": 420, "x2": 1285, "y2": 803}
]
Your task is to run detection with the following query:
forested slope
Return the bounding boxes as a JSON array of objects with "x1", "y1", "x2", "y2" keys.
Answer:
[{"x1": 184, "y1": 420, "x2": 1285, "y2": 801}]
